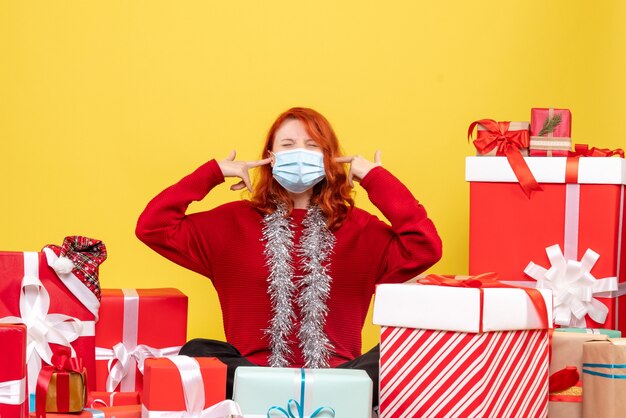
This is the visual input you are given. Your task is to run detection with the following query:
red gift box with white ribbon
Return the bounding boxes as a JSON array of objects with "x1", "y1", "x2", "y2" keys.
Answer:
[
  {"x1": 0, "y1": 250, "x2": 100, "y2": 399},
  {"x1": 0, "y1": 323, "x2": 28, "y2": 418},
  {"x1": 373, "y1": 274, "x2": 553, "y2": 418},
  {"x1": 94, "y1": 288, "x2": 187, "y2": 394},
  {"x1": 467, "y1": 153, "x2": 626, "y2": 332}
]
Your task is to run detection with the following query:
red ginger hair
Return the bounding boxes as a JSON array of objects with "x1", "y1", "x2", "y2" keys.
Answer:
[{"x1": 250, "y1": 107, "x2": 354, "y2": 230}]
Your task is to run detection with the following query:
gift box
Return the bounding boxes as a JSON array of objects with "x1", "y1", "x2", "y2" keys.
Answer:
[
  {"x1": 467, "y1": 155, "x2": 626, "y2": 332},
  {"x1": 87, "y1": 392, "x2": 140, "y2": 408},
  {"x1": 373, "y1": 275, "x2": 552, "y2": 418},
  {"x1": 557, "y1": 327, "x2": 622, "y2": 338},
  {"x1": 233, "y1": 367, "x2": 372, "y2": 418},
  {"x1": 35, "y1": 347, "x2": 87, "y2": 418},
  {"x1": 0, "y1": 324, "x2": 28, "y2": 418},
  {"x1": 142, "y1": 356, "x2": 237, "y2": 417},
  {"x1": 94, "y1": 288, "x2": 187, "y2": 393},
  {"x1": 529, "y1": 108, "x2": 572, "y2": 156},
  {"x1": 548, "y1": 331, "x2": 610, "y2": 418},
  {"x1": 582, "y1": 338, "x2": 626, "y2": 418},
  {"x1": 30, "y1": 404, "x2": 142, "y2": 418},
  {"x1": 0, "y1": 249, "x2": 102, "y2": 398}
]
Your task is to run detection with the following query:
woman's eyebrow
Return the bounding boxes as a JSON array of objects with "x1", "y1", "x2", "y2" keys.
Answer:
[{"x1": 278, "y1": 138, "x2": 295, "y2": 143}]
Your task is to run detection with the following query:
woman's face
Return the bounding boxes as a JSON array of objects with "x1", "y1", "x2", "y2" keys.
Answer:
[{"x1": 271, "y1": 119, "x2": 321, "y2": 154}]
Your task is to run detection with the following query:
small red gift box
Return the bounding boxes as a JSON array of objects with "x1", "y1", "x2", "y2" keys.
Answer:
[
  {"x1": 0, "y1": 251, "x2": 100, "y2": 397},
  {"x1": 94, "y1": 289, "x2": 187, "y2": 394},
  {"x1": 142, "y1": 356, "x2": 235, "y2": 417},
  {"x1": 529, "y1": 108, "x2": 572, "y2": 156},
  {"x1": 87, "y1": 392, "x2": 139, "y2": 408},
  {"x1": 467, "y1": 155, "x2": 626, "y2": 332},
  {"x1": 0, "y1": 324, "x2": 28, "y2": 418}
]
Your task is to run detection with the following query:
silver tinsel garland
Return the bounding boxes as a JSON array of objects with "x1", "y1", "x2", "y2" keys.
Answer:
[{"x1": 261, "y1": 204, "x2": 335, "y2": 368}]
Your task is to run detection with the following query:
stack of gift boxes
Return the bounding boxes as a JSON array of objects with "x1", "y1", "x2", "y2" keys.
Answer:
[
  {"x1": 0, "y1": 239, "x2": 373, "y2": 418},
  {"x1": 374, "y1": 107, "x2": 626, "y2": 417}
]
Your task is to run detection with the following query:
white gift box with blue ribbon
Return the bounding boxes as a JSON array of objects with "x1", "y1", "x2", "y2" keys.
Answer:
[{"x1": 233, "y1": 367, "x2": 372, "y2": 418}]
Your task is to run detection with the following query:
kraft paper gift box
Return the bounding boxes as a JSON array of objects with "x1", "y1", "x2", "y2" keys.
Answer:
[
  {"x1": 548, "y1": 331, "x2": 611, "y2": 418},
  {"x1": 582, "y1": 338, "x2": 626, "y2": 418},
  {"x1": 87, "y1": 392, "x2": 140, "y2": 408},
  {"x1": 466, "y1": 155, "x2": 626, "y2": 332},
  {"x1": 529, "y1": 108, "x2": 572, "y2": 156},
  {"x1": 142, "y1": 356, "x2": 239, "y2": 418},
  {"x1": 30, "y1": 404, "x2": 142, "y2": 418},
  {"x1": 373, "y1": 275, "x2": 553, "y2": 418},
  {"x1": 0, "y1": 324, "x2": 28, "y2": 418},
  {"x1": 0, "y1": 251, "x2": 100, "y2": 400},
  {"x1": 233, "y1": 367, "x2": 372, "y2": 418},
  {"x1": 468, "y1": 120, "x2": 530, "y2": 157},
  {"x1": 94, "y1": 288, "x2": 187, "y2": 394}
]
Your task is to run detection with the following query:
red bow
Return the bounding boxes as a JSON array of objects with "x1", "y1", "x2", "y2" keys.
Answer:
[
  {"x1": 468, "y1": 119, "x2": 542, "y2": 198},
  {"x1": 418, "y1": 273, "x2": 550, "y2": 332},
  {"x1": 36, "y1": 347, "x2": 86, "y2": 418}
]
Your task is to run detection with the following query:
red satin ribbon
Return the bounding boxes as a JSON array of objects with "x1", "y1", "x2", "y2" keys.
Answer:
[
  {"x1": 418, "y1": 273, "x2": 549, "y2": 332},
  {"x1": 565, "y1": 144, "x2": 624, "y2": 184},
  {"x1": 468, "y1": 119, "x2": 542, "y2": 198},
  {"x1": 549, "y1": 366, "x2": 582, "y2": 402},
  {"x1": 36, "y1": 347, "x2": 85, "y2": 418}
]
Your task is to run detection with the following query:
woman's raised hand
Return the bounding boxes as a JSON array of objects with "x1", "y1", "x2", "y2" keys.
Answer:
[
  {"x1": 219, "y1": 150, "x2": 272, "y2": 192},
  {"x1": 334, "y1": 150, "x2": 382, "y2": 187}
]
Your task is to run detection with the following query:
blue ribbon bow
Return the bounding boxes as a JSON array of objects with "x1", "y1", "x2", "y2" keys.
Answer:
[{"x1": 267, "y1": 369, "x2": 335, "y2": 418}]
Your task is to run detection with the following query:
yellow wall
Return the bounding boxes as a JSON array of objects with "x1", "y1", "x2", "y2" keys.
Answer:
[{"x1": 2, "y1": 1, "x2": 625, "y2": 350}]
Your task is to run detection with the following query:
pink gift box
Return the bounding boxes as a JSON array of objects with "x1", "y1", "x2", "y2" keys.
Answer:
[{"x1": 529, "y1": 108, "x2": 572, "y2": 156}]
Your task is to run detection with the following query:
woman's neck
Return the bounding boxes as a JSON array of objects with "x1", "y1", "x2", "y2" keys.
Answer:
[{"x1": 289, "y1": 189, "x2": 313, "y2": 209}]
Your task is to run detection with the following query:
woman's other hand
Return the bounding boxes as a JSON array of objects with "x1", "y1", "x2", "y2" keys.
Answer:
[
  {"x1": 219, "y1": 150, "x2": 272, "y2": 192},
  {"x1": 334, "y1": 150, "x2": 382, "y2": 187}
]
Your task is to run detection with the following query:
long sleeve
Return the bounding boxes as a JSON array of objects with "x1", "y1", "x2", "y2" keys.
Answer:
[
  {"x1": 359, "y1": 166, "x2": 442, "y2": 283},
  {"x1": 135, "y1": 159, "x2": 225, "y2": 278}
]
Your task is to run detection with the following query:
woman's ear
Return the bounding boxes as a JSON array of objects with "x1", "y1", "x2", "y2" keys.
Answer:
[{"x1": 268, "y1": 151, "x2": 276, "y2": 167}]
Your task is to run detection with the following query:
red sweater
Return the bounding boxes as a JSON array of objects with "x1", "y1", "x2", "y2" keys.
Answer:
[{"x1": 136, "y1": 160, "x2": 442, "y2": 367}]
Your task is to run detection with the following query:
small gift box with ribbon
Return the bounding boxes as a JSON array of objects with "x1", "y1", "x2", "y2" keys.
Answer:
[
  {"x1": 468, "y1": 119, "x2": 540, "y2": 197},
  {"x1": 0, "y1": 237, "x2": 106, "y2": 406},
  {"x1": 557, "y1": 327, "x2": 622, "y2": 338},
  {"x1": 87, "y1": 391, "x2": 140, "y2": 408},
  {"x1": 582, "y1": 338, "x2": 626, "y2": 418},
  {"x1": 373, "y1": 273, "x2": 553, "y2": 418},
  {"x1": 94, "y1": 288, "x2": 187, "y2": 394},
  {"x1": 548, "y1": 331, "x2": 611, "y2": 418},
  {"x1": 529, "y1": 107, "x2": 572, "y2": 156},
  {"x1": 233, "y1": 367, "x2": 371, "y2": 418},
  {"x1": 35, "y1": 347, "x2": 87, "y2": 418},
  {"x1": 142, "y1": 356, "x2": 239, "y2": 418},
  {"x1": 0, "y1": 323, "x2": 28, "y2": 418},
  {"x1": 30, "y1": 404, "x2": 142, "y2": 418},
  {"x1": 466, "y1": 152, "x2": 626, "y2": 332}
]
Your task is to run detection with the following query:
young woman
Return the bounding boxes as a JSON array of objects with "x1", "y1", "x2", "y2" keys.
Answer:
[{"x1": 135, "y1": 107, "x2": 442, "y2": 403}]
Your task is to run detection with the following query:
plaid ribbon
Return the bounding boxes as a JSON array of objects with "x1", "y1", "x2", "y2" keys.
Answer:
[{"x1": 45, "y1": 236, "x2": 107, "y2": 300}]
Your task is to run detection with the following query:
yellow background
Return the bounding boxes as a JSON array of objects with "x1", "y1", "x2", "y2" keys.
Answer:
[{"x1": 2, "y1": 1, "x2": 625, "y2": 350}]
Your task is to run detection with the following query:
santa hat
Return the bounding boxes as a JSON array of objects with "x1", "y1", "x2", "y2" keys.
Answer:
[{"x1": 44, "y1": 236, "x2": 107, "y2": 300}]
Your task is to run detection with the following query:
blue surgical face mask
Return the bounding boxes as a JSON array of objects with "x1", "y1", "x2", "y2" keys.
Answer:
[{"x1": 272, "y1": 149, "x2": 326, "y2": 194}]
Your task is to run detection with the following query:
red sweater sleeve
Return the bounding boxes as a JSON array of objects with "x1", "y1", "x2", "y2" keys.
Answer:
[
  {"x1": 359, "y1": 166, "x2": 442, "y2": 283},
  {"x1": 135, "y1": 159, "x2": 225, "y2": 278}
]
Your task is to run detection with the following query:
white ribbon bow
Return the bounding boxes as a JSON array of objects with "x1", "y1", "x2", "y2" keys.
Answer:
[
  {"x1": 96, "y1": 343, "x2": 181, "y2": 392},
  {"x1": 142, "y1": 356, "x2": 242, "y2": 418},
  {"x1": 524, "y1": 244, "x2": 618, "y2": 327},
  {"x1": 0, "y1": 377, "x2": 26, "y2": 405},
  {"x1": 0, "y1": 252, "x2": 85, "y2": 393}
]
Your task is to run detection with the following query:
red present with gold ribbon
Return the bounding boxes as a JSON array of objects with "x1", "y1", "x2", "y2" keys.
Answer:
[
  {"x1": 0, "y1": 244, "x2": 103, "y2": 401},
  {"x1": 548, "y1": 331, "x2": 610, "y2": 418},
  {"x1": 0, "y1": 323, "x2": 28, "y2": 418},
  {"x1": 467, "y1": 150, "x2": 626, "y2": 333},
  {"x1": 94, "y1": 289, "x2": 187, "y2": 394},
  {"x1": 35, "y1": 347, "x2": 87, "y2": 418},
  {"x1": 468, "y1": 119, "x2": 541, "y2": 197},
  {"x1": 373, "y1": 273, "x2": 552, "y2": 418},
  {"x1": 530, "y1": 107, "x2": 572, "y2": 156}
]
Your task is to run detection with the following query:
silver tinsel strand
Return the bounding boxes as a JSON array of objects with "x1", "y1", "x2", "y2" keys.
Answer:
[
  {"x1": 296, "y1": 205, "x2": 335, "y2": 368},
  {"x1": 261, "y1": 204, "x2": 335, "y2": 368},
  {"x1": 262, "y1": 205, "x2": 296, "y2": 367}
]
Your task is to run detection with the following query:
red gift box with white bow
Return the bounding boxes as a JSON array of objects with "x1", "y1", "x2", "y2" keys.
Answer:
[
  {"x1": 467, "y1": 154, "x2": 626, "y2": 332},
  {"x1": 0, "y1": 323, "x2": 28, "y2": 418}
]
